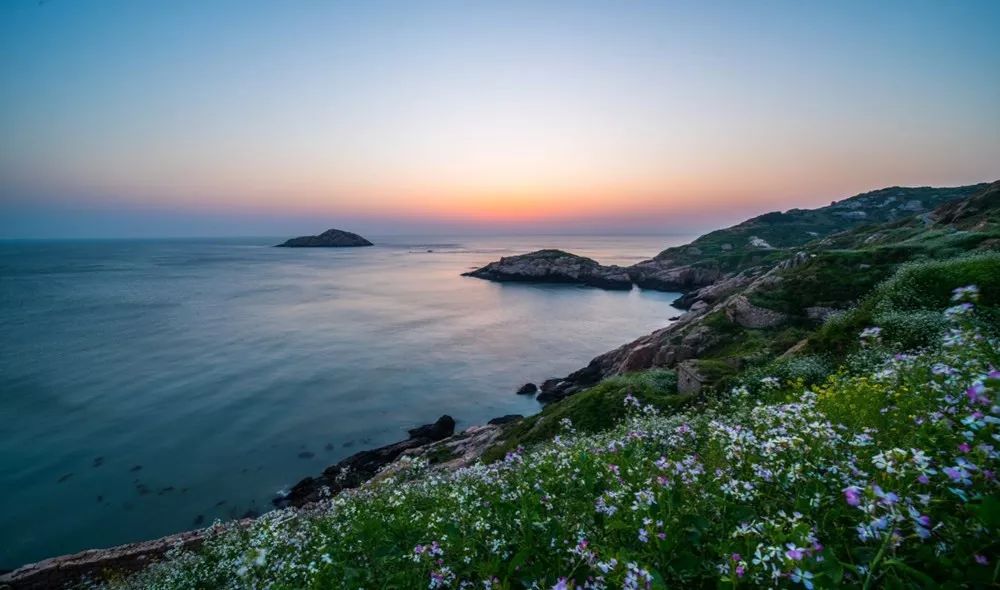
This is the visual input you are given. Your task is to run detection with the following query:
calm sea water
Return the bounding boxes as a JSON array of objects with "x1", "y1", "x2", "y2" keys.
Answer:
[{"x1": 0, "y1": 235, "x2": 688, "y2": 567}]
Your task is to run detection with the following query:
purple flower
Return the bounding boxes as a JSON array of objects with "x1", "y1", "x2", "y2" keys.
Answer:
[
  {"x1": 843, "y1": 486, "x2": 862, "y2": 507},
  {"x1": 975, "y1": 554, "x2": 989, "y2": 566},
  {"x1": 966, "y1": 384, "x2": 991, "y2": 406},
  {"x1": 552, "y1": 578, "x2": 569, "y2": 590},
  {"x1": 785, "y1": 543, "x2": 805, "y2": 560}
]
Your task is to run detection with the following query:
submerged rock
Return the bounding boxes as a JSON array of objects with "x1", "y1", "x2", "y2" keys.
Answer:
[
  {"x1": 275, "y1": 229, "x2": 373, "y2": 248},
  {"x1": 463, "y1": 249, "x2": 632, "y2": 290}
]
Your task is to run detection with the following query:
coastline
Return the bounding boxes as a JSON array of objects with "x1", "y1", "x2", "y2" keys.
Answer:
[{"x1": 0, "y1": 414, "x2": 522, "y2": 589}]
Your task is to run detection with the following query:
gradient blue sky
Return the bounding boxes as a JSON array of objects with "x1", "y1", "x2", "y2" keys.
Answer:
[{"x1": 1, "y1": 0, "x2": 998, "y2": 238}]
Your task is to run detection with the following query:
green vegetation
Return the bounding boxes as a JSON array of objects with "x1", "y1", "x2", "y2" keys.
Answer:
[
  {"x1": 481, "y1": 369, "x2": 686, "y2": 463},
  {"x1": 648, "y1": 183, "x2": 989, "y2": 274},
  {"x1": 809, "y1": 252, "x2": 1000, "y2": 357}
]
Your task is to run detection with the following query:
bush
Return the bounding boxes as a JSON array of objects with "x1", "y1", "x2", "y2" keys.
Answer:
[
  {"x1": 872, "y1": 251, "x2": 1000, "y2": 313},
  {"x1": 872, "y1": 309, "x2": 945, "y2": 351},
  {"x1": 737, "y1": 354, "x2": 833, "y2": 391}
]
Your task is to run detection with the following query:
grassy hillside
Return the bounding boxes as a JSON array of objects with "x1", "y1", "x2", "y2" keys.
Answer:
[
  {"x1": 646, "y1": 183, "x2": 990, "y2": 274},
  {"x1": 106, "y1": 283, "x2": 999, "y2": 589}
]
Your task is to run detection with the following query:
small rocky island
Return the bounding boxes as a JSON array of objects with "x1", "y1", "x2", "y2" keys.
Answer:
[
  {"x1": 275, "y1": 228, "x2": 373, "y2": 248},
  {"x1": 462, "y1": 249, "x2": 633, "y2": 289}
]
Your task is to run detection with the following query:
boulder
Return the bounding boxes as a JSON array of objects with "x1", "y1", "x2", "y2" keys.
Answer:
[
  {"x1": 407, "y1": 415, "x2": 456, "y2": 439},
  {"x1": 724, "y1": 295, "x2": 788, "y2": 329},
  {"x1": 516, "y1": 383, "x2": 538, "y2": 395}
]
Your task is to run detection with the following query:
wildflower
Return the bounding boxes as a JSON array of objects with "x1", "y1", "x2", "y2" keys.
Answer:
[
  {"x1": 790, "y1": 568, "x2": 815, "y2": 590},
  {"x1": 951, "y1": 284, "x2": 979, "y2": 302},
  {"x1": 785, "y1": 543, "x2": 805, "y2": 561},
  {"x1": 975, "y1": 554, "x2": 989, "y2": 566},
  {"x1": 932, "y1": 363, "x2": 957, "y2": 376},
  {"x1": 944, "y1": 303, "x2": 974, "y2": 318},
  {"x1": 638, "y1": 528, "x2": 649, "y2": 543},
  {"x1": 596, "y1": 558, "x2": 618, "y2": 574},
  {"x1": 843, "y1": 486, "x2": 862, "y2": 507},
  {"x1": 966, "y1": 383, "x2": 991, "y2": 406},
  {"x1": 859, "y1": 326, "x2": 882, "y2": 341},
  {"x1": 551, "y1": 578, "x2": 569, "y2": 590},
  {"x1": 943, "y1": 465, "x2": 972, "y2": 486},
  {"x1": 761, "y1": 376, "x2": 781, "y2": 388}
]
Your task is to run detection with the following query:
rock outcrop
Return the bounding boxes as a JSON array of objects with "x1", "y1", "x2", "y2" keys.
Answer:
[
  {"x1": 463, "y1": 249, "x2": 633, "y2": 290},
  {"x1": 0, "y1": 520, "x2": 252, "y2": 590},
  {"x1": 625, "y1": 259, "x2": 724, "y2": 292},
  {"x1": 537, "y1": 253, "x2": 810, "y2": 398},
  {"x1": 276, "y1": 229, "x2": 373, "y2": 248},
  {"x1": 516, "y1": 383, "x2": 538, "y2": 395},
  {"x1": 274, "y1": 415, "x2": 455, "y2": 508}
]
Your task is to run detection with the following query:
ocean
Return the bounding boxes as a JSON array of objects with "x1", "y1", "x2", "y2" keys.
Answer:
[{"x1": 0, "y1": 234, "x2": 688, "y2": 567}]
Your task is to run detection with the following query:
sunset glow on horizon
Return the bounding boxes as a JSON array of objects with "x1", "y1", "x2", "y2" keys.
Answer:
[{"x1": 1, "y1": 0, "x2": 998, "y2": 237}]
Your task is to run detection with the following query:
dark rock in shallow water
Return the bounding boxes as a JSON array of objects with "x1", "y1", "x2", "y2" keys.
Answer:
[
  {"x1": 487, "y1": 414, "x2": 523, "y2": 425},
  {"x1": 275, "y1": 228, "x2": 373, "y2": 248},
  {"x1": 463, "y1": 249, "x2": 633, "y2": 289},
  {"x1": 536, "y1": 378, "x2": 580, "y2": 403},
  {"x1": 516, "y1": 382, "x2": 538, "y2": 395},
  {"x1": 408, "y1": 415, "x2": 455, "y2": 439},
  {"x1": 274, "y1": 415, "x2": 456, "y2": 509}
]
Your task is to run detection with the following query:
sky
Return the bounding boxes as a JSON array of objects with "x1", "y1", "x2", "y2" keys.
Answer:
[{"x1": 1, "y1": 0, "x2": 998, "y2": 238}]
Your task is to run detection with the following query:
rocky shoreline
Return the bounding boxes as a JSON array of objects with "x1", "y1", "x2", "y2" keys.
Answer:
[
  {"x1": 0, "y1": 415, "x2": 517, "y2": 589},
  {"x1": 462, "y1": 248, "x2": 730, "y2": 294}
]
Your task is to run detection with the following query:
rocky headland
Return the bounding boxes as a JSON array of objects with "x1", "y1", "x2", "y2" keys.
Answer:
[
  {"x1": 463, "y1": 183, "x2": 991, "y2": 297},
  {"x1": 275, "y1": 228, "x2": 373, "y2": 248},
  {"x1": 462, "y1": 249, "x2": 633, "y2": 290}
]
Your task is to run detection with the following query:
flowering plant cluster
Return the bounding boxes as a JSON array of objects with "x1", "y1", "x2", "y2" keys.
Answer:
[{"x1": 108, "y1": 287, "x2": 998, "y2": 589}]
